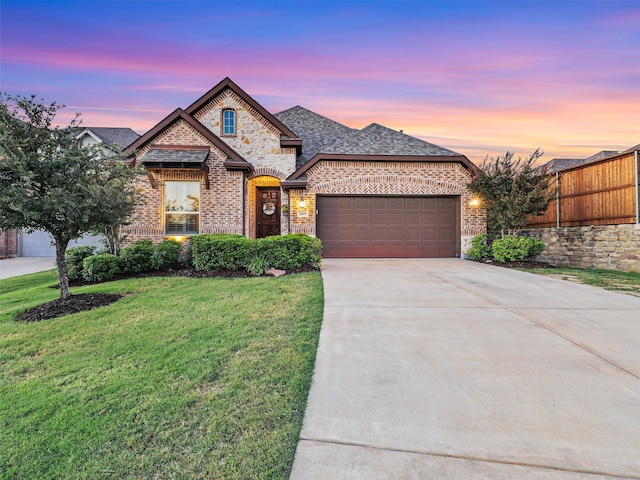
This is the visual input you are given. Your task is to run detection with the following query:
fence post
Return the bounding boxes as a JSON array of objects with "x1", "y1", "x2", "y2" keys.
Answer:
[
  {"x1": 635, "y1": 150, "x2": 639, "y2": 224},
  {"x1": 556, "y1": 171, "x2": 561, "y2": 228}
]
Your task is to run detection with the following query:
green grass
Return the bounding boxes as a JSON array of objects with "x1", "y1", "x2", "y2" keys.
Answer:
[
  {"x1": 0, "y1": 270, "x2": 324, "y2": 479},
  {"x1": 516, "y1": 266, "x2": 640, "y2": 296}
]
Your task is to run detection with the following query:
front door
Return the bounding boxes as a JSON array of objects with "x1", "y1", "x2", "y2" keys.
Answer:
[{"x1": 256, "y1": 187, "x2": 281, "y2": 238}]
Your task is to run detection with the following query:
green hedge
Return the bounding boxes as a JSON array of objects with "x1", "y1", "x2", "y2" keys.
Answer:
[
  {"x1": 83, "y1": 254, "x2": 120, "y2": 282},
  {"x1": 119, "y1": 239, "x2": 155, "y2": 273},
  {"x1": 65, "y1": 245, "x2": 97, "y2": 281},
  {"x1": 491, "y1": 235, "x2": 546, "y2": 263},
  {"x1": 190, "y1": 234, "x2": 251, "y2": 271},
  {"x1": 190, "y1": 234, "x2": 322, "y2": 274}
]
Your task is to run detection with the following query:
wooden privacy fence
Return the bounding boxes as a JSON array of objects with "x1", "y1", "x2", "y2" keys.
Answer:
[{"x1": 528, "y1": 149, "x2": 640, "y2": 228}]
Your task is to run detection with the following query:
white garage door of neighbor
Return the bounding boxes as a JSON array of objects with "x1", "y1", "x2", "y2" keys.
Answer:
[{"x1": 19, "y1": 231, "x2": 104, "y2": 257}]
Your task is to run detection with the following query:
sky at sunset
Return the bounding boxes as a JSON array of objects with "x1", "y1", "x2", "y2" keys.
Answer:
[{"x1": 1, "y1": 0, "x2": 639, "y2": 164}]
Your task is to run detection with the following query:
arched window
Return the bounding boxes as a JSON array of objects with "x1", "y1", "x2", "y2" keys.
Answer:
[{"x1": 222, "y1": 109, "x2": 235, "y2": 135}]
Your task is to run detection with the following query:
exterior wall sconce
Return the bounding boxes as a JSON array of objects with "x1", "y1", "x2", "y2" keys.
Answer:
[
  {"x1": 299, "y1": 200, "x2": 307, "y2": 209},
  {"x1": 469, "y1": 197, "x2": 481, "y2": 208}
]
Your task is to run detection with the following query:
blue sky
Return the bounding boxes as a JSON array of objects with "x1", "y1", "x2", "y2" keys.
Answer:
[{"x1": 1, "y1": 0, "x2": 639, "y2": 163}]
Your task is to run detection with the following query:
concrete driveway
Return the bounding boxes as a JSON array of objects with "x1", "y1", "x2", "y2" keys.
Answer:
[
  {"x1": 290, "y1": 258, "x2": 640, "y2": 480},
  {"x1": 0, "y1": 257, "x2": 56, "y2": 280}
]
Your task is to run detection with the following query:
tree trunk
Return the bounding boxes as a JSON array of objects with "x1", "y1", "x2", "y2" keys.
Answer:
[{"x1": 54, "y1": 237, "x2": 71, "y2": 299}]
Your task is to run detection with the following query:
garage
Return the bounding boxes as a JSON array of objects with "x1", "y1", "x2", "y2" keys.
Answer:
[
  {"x1": 316, "y1": 196, "x2": 459, "y2": 258},
  {"x1": 19, "y1": 231, "x2": 104, "y2": 257}
]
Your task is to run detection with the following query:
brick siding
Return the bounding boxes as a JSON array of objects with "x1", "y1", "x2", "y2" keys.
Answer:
[{"x1": 0, "y1": 229, "x2": 18, "y2": 257}]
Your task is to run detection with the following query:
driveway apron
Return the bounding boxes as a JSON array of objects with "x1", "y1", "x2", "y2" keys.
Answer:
[{"x1": 289, "y1": 258, "x2": 640, "y2": 480}]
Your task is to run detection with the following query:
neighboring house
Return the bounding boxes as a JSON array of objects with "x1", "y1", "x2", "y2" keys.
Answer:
[
  {"x1": 125, "y1": 77, "x2": 485, "y2": 258},
  {"x1": 542, "y1": 150, "x2": 620, "y2": 174},
  {"x1": 16, "y1": 127, "x2": 140, "y2": 256}
]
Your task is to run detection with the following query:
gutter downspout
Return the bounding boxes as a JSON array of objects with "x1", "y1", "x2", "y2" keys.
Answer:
[
  {"x1": 635, "y1": 150, "x2": 639, "y2": 224},
  {"x1": 556, "y1": 171, "x2": 561, "y2": 228}
]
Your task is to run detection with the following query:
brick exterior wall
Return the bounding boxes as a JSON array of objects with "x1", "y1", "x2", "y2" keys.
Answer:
[
  {"x1": 127, "y1": 93, "x2": 299, "y2": 243},
  {"x1": 126, "y1": 119, "x2": 245, "y2": 243},
  {"x1": 522, "y1": 224, "x2": 640, "y2": 272},
  {"x1": 287, "y1": 160, "x2": 486, "y2": 255},
  {"x1": 0, "y1": 229, "x2": 18, "y2": 257}
]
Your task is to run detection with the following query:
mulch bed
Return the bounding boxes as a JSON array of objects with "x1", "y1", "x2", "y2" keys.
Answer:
[
  {"x1": 16, "y1": 294, "x2": 123, "y2": 323},
  {"x1": 472, "y1": 259, "x2": 557, "y2": 269}
]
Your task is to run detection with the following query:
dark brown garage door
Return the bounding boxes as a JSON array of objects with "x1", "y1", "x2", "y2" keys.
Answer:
[{"x1": 316, "y1": 196, "x2": 459, "y2": 258}]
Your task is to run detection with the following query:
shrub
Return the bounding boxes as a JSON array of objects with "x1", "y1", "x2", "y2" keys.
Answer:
[
  {"x1": 492, "y1": 235, "x2": 545, "y2": 263},
  {"x1": 190, "y1": 234, "x2": 251, "y2": 271},
  {"x1": 119, "y1": 239, "x2": 154, "y2": 273},
  {"x1": 525, "y1": 236, "x2": 545, "y2": 258},
  {"x1": 259, "y1": 234, "x2": 322, "y2": 271},
  {"x1": 151, "y1": 239, "x2": 182, "y2": 271},
  {"x1": 246, "y1": 256, "x2": 269, "y2": 277},
  {"x1": 65, "y1": 245, "x2": 97, "y2": 281},
  {"x1": 82, "y1": 254, "x2": 120, "y2": 282},
  {"x1": 467, "y1": 234, "x2": 492, "y2": 261},
  {"x1": 189, "y1": 233, "x2": 322, "y2": 273}
]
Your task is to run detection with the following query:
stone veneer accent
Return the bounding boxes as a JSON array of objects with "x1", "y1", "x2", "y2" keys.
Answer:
[
  {"x1": 194, "y1": 90, "x2": 297, "y2": 176},
  {"x1": 288, "y1": 160, "x2": 486, "y2": 254},
  {"x1": 522, "y1": 224, "x2": 640, "y2": 272}
]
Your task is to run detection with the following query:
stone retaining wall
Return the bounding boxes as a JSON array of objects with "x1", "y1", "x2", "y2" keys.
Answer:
[{"x1": 522, "y1": 224, "x2": 640, "y2": 272}]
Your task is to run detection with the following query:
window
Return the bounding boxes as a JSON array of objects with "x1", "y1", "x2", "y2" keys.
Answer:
[
  {"x1": 164, "y1": 181, "x2": 200, "y2": 235},
  {"x1": 222, "y1": 109, "x2": 235, "y2": 135}
]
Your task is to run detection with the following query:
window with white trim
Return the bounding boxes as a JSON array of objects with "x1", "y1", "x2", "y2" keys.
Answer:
[
  {"x1": 222, "y1": 109, "x2": 235, "y2": 135},
  {"x1": 164, "y1": 181, "x2": 200, "y2": 234}
]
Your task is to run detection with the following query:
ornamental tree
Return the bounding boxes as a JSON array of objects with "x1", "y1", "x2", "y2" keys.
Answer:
[
  {"x1": 468, "y1": 149, "x2": 553, "y2": 237},
  {"x1": 0, "y1": 94, "x2": 142, "y2": 299}
]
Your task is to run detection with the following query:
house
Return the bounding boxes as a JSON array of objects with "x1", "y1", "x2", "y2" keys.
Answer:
[
  {"x1": 125, "y1": 77, "x2": 485, "y2": 258},
  {"x1": 542, "y1": 150, "x2": 621, "y2": 174},
  {"x1": 15, "y1": 127, "x2": 140, "y2": 256}
]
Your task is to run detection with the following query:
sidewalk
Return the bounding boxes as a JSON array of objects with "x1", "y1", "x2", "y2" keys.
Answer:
[{"x1": 0, "y1": 257, "x2": 56, "y2": 280}]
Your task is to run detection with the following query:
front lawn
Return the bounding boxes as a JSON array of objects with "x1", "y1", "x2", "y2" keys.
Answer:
[
  {"x1": 516, "y1": 266, "x2": 640, "y2": 297},
  {"x1": 0, "y1": 270, "x2": 323, "y2": 479}
]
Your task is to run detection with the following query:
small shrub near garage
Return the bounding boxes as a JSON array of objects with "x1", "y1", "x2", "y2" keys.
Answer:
[
  {"x1": 119, "y1": 239, "x2": 154, "y2": 273},
  {"x1": 492, "y1": 235, "x2": 545, "y2": 263},
  {"x1": 65, "y1": 245, "x2": 97, "y2": 281},
  {"x1": 257, "y1": 234, "x2": 323, "y2": 271},
  {"x1": 151, "y1": 239, "x2": 182, "y2": 271},
  {"x1": 467, "y1": 234, "x2": 493, "y2": 261},
  {"x1": 82, "y1": 253, "x2": 120, "y2": 282}
]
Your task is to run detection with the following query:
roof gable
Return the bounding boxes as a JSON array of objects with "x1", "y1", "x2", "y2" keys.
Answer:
[
  {"x1": 185, "y1": 77, "x2": 300, "y2": 143},
  {"x1": 124, "y1": 108, "x2": 248, "y2": 167}
]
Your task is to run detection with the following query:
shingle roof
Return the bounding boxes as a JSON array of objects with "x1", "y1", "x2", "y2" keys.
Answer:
[
  {"x1": 274, "y1": 106, "x2": 356, "y2": 168},
  {"x1": 542, "y1": 158, "x2": 586, "y2": 173},
  {"x1": 81, "y1": 127, "x2": 140, "y2": 150},
  {"x1": 141, "y1": 147, "x2": 209, "y2": 165},
  {"x1": 543, "y1": 150, "x2": 621, "y2": 173},
  {"x1": 323, "y1": 123, "x2": 462, "y2": 157},
  {"x1": 275, "y1": 106, "x2": 463, "y2": 171}
]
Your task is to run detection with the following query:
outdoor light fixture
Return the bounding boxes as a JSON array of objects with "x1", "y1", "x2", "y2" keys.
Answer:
[
  {"x1": 299, "y1": 200, "x2": 307, "y2": 208},
  {"x1": 171, "y1": 236, "x2": 185, "y2": 242},
  {"x1": 469, "y1": 197, "x2": 481, "y2": 208}
]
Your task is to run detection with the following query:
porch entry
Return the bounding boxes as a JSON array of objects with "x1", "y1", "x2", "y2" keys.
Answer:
[{"x1": 256, "y1": 187, "x2": 281, "y2": 238}]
